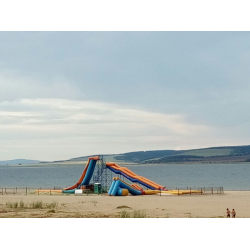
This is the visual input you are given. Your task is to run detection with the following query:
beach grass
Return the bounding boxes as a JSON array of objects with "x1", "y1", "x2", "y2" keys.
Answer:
[
  {"x1": 5, "y1": 200, "x2": 58, "y2": 209},
  {"x1": 120, "y1": 210, "x2": 147, "y2": 218}
]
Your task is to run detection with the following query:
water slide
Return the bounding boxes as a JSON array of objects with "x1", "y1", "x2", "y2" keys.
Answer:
[
  {"x1": 63, "y1": 156, "x2": 99, "y2": 191},
  {"x1": 40, "y1": 156, "x2": 202, "y2": 196},
  {"x1": 63, "y1": 156, "x2": 165, "y2": 194},
  {"x1": 108, "y1": 177, "x2": 160, "y2": 196},
  {"x1": 106, "y1": 162, "x2": 165, "y2": 190}
]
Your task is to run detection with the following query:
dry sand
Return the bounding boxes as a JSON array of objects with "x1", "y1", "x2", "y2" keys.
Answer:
[{"x1": 0, "y1": 191, "x2": 249, "y2": 218}]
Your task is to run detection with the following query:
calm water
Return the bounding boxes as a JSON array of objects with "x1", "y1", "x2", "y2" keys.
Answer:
[{"x1": 0, "y1": 163, "x2": 250, "y2": 190}]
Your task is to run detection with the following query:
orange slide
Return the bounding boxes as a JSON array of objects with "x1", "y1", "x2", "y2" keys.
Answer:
[
  {"x1": 64, "y1": 156, "x2": 100, "y2": 190},
  {"x1": 106, "y1": 162, "x2": 165, "y2": 190},
  {"x1": 131, "y1": 183, "x2": 143, "y2": 191}
]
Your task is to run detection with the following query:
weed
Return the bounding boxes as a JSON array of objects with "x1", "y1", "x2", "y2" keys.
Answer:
[
  {"x1": 19, "y1": 201, "x2": 25, "y2": 208},
  {"x1": 5, "y1": 201, "x2": 20, "y2": 208},
  {"x1": 132, "y1": 210, "x2": 147, "y2": 218},
  {"x1": 5, "y1": 201, "x2": 57, "y2": 210},
  {"x1": 45, "y1": 201, "x2": 57, "y2": 209},
  {"x1": 13, "y1": 202, "x2": 18, "y2": 208},
  {"x1": 30, "y1": 201, "x2": 43, "y2": 209},
  {"x1": 120, "y1": 210, "x2": 131, "y2": 218},
  {"x1": 120, "y1": 209, "x2": 147, "y2": 218},
  {"x1": 6, "y1": 202, "x2": 13, "y2": 208}
]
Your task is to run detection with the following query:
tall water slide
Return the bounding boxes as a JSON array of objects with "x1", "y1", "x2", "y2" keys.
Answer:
[
  {"x1": 63, "y1": 156, "x2": 166, "y2": 195},
  {"x1": 64, "y1": 156, "x2": 100, "y2": 191}
]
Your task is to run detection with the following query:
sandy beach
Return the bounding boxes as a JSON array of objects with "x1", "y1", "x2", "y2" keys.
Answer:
[{"x1": 0, "y1": 191, "x2": 249, "y2": 218}]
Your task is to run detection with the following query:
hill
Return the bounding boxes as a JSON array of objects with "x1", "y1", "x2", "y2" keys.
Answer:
[
  {"x1": 0, "y1": 159, "x2": 41, "y2": 165},
  {"x1": 68, "y1": 145, "x2": 250, "y2": 164},
  {"x1": 3, "y1": 145, "x2": 250, "y2": 166}
]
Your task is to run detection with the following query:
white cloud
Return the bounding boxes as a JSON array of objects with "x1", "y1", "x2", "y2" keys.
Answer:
[{"x1": 0, "y1": 98, "x2": 212, "y2": 161}]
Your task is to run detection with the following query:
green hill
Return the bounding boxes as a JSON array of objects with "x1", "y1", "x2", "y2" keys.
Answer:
[
  {"x1": 65, "y1": 145, "x2": 250, "y2": 164},
  {"x1": 137, "y1": 146, "x2": 250, "y2": 164}
]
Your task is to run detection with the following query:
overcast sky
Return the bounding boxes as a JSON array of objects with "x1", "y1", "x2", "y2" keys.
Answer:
[{"x1": 1, "y1": 32, "x2": 250, "y2": 161}]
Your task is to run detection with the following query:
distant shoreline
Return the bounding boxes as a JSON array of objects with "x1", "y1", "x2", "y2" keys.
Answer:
[{"x1": 1, "y1": 160, "x2": 250, "y2": 167}]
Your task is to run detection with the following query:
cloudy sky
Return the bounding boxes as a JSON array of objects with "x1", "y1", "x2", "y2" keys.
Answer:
[{"x1": 1, "y1": 32, "x2": 250, "y2": 161}]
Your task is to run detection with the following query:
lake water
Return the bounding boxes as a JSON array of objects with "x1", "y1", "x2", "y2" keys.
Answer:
[{"x1": 0, "y1": 163, "x2": 250, "y2": 190}]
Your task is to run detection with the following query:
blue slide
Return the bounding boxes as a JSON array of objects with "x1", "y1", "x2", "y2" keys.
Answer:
[
  {"x1": 63, "y1": 158, "x2": 98, "y2": 193},
  {"x1": 108, "y1": 178, "x2": 142, "y2": 196}
]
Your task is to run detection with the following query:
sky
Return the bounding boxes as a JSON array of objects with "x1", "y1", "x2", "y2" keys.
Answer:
[{"x1": 1, "y1": 31, "x2": 250, "y2": 161}]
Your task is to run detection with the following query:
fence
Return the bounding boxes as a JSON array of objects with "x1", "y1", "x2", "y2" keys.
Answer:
[
  {"x1": 0, "y1": 187, "x2": 90, "y2": 196},
  {"x1": 166, "y1": 186, "x2": 224, "y2": 195},
  {"x1": 0, "y1": 186, "x2": 224, "y2": 196}
]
